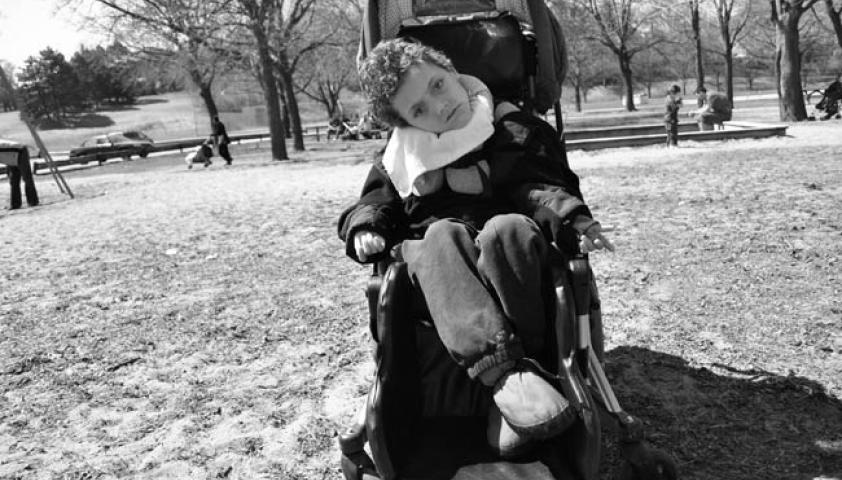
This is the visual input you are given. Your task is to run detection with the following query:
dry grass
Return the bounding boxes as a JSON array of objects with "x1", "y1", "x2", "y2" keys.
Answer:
[{"x1": 1, "y1": 123, "x2": 841, "y2": 479}]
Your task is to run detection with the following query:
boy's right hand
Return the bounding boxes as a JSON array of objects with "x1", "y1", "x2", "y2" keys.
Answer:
[{"x1": 354, "y1": 231, "x2": 386, "y2": 262}]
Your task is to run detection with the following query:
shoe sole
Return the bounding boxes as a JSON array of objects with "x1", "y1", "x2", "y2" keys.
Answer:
[
  {"x1": 506, "y1": 401, "x2": 577, "y2": 439},
  {"x1": 497, "y1": 359, "x2": 579, "y2": 439}
]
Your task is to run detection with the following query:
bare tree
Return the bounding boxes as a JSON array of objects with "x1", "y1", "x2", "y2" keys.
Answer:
[
  {"x1": 711, "y1": 0, "x2": 753, "y2": 105},
  {"x1": 581, "y1": 0, "x2": 665, "y2": 111},
  {"x1": 824, "y1": 0, "x2": 842, "y2": 49},
  {"x1": 82, "y1": 0, "x2": 237, "y2": 124},
  {"x1": 266, "y1": 0, "x2": 321, "y2": 151},
  {"x1": 237, "y1": 0, "x2": 288, "y2": 160},
  {"x1": 690, "y1": 0, "x2": 706, "y2": 93},
  {"x1": 770, "y1": 0, "x2": 820, "y2": 121},
  {"x1": 296, "y1": 45, "x2": 357, "y2": 119},
  {"x1": 294, "y1": 0, "x2": 361, "y2": 119},
  {"x1": 550, "y1": 0, "x2": 611, "y2": 111}
]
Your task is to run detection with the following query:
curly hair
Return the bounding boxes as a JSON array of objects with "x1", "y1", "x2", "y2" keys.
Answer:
[{"x1": 358, "y1": 38, "x2": 456, "y2": 127}]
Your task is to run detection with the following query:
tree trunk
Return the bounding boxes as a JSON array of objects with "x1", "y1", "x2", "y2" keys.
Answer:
[
  {"x1": 255, "y1": 28, "x2": 288, "y2": 160},
  {"x1": 776, "y1": 13, "x2": 808, "y2": 121},
  {"x1": 198, "y1": 83, "x2": 219, "y2": 123},
  {"x1": 619, "y1": 54, "x2": 635, "y2": 111},
  {"x1": 188, "y1": 68, "x2": 219, "y2": 124},
  {"x1": 826, "y1": 0, "x2": 842, "y2": 49},
  {"x1": 279, "y1": 66, "x2": 304, "y2": 151},
  {"x1": 724, "y1": 45, "x2": 735, "y2": 107},
  {"x1": 574, "y1": 82, "x2": 582, "y2": 112},
  {"x1": 691, "y1": 0, "x2": 705, "y2": 91}
]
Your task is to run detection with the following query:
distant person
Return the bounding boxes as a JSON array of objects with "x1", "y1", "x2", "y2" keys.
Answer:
[
  {"x1": 695, "y1": 86, "x2": 707, "y2": 108},
  {"x1": 691, "y1": 91, "x2": 732, "y2": 130},
  {"x1": 0, "y1": 139, "x2": 39, "y2": 210},
  {"x1": 211, "y1": 116, "x2": 233, "y2": 165},
  {"x1": 815, "y1": 79, "x2": 842, "y2": 120},
  {"x1": 664, "y1": 85, "x2": 682, "y2": 148},
  {"x1": 184, "y1": 139, "x2": 214, "y2": 169}
]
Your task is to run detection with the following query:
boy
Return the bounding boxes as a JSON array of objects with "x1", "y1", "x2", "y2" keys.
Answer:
[
  {"x1": 338, "y1": 38, "x2": 613, "y2": 458},
  {"x1": 665, "y1": 84, "x2": 682, "y2": 147}
]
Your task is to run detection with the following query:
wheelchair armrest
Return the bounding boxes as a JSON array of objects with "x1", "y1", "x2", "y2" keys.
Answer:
[
  {"x1": 366, "y1": 258, "x2": 398, "y2": 343},
  {"x1": 566, "y1": 254, "x2": 592, "y2": 318}
]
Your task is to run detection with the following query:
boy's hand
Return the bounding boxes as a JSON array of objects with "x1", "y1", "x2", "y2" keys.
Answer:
[
  {"x1": 354, "y1": 230, "x2": 386, "y2": 262},
  {"x1": 580, "y1": 223, "x2": 615, "y2": 253}
]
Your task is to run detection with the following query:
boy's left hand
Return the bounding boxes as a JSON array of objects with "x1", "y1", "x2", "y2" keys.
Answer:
[{"x1": 580, "y1": 223, "x2": 615, "y2": 253}]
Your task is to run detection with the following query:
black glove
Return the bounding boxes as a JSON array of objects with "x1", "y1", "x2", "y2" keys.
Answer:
[{"x1": 532, "y1": 206, "x2": 579, "y2": 255}]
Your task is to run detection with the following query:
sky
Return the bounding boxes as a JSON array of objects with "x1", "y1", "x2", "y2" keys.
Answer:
[{"x1": 0, "y1": 0, "x2": 109, "y2": 68}]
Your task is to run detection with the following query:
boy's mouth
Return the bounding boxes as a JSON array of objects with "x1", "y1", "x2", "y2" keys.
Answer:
[{"x1": 446, "y1": 103, "x2": 461, "y2": 122}]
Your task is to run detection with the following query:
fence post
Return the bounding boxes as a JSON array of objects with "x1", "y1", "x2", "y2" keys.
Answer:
[{"x1": 316, "y1": 127, "x2": 320, "y2": 142}]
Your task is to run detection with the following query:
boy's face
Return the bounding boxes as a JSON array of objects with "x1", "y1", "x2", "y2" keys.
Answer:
[{"x1": 390, "y1": 61, "x2": 471, "y2": 134}]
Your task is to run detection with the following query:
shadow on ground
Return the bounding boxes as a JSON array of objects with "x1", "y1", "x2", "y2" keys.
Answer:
[
  {"x1": 601, "y1": 346, "x2": 842, "y2": 480},
  {"x1": 134, "y1": 98, "x2": 169, "y2": 106},
  {"x1": 37, "y1": 113, "x2": 115, "y2": 130}
]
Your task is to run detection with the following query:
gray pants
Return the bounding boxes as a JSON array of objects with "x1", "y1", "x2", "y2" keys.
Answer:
[
  {"x1": 4, "y1": 147, "x2": 39, "y2": 209},
  {"x1": 401, "y1": 214, "x2": 550, "y2": 379}
]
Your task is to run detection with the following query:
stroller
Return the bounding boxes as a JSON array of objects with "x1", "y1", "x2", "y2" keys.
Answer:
[
  {"x1": 184, "y1": 139, "x2": 214, "y2": 169},
  {"x1": 338, "y1": 2, "x2": 678, "y2": 479},
  {"x1": 814, "y1": 80, "x2": 842, "y2": 120}
]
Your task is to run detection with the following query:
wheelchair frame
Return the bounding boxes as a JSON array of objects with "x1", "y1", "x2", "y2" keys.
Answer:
[
  {"x1": 339, "y1": 3, "x2": 677, "y2": 478},
  {"x1": 338, "y1": 254, "x2": 677, "y2": 480}
]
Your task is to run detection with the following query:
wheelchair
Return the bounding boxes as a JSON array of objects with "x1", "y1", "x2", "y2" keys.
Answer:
[{"x1": 338, "y1": 2, "x2": 678, "y2": 479}]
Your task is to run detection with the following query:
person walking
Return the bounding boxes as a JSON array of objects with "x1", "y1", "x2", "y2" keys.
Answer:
[
  {"x1": 211, "y1": 116, "x2": 233, "y2": 165},
  {"x1": 664, "y1": 85, "x2": 682, "y2": 148},
  {"x1": 1, "y1": 140, "x2": 39, "y2": 210}
]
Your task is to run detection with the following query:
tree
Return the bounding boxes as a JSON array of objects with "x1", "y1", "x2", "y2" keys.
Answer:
[
  {"x1": 690, "y1": 0, "x2": 706, "y2": 93},
  {"x1": 17, "y1": 48, "x2": 82, "y2": 124},
  {"x1": 237, "y1": 0, "x2": 288, "y2": 160},
  {"x1": 637, "y1": 45, "x2": 675, "y2": 97},
  {"x1": 581, "y1": 0, "x2": 665, "y2": 111},
  {"x1": 265, "y1": 0, "x2": 320, "y2": 152},
  {"x1": 71, "y1": 43, "x2": 140, "y2": 107},
  {"x1": 740, "y1": 11, "x2": 778, "y2": 89},
  {"x1": 798, "y1": 13, "x2": 839, "y2": 84},
  {"x1": 84, "y1": 0, "x2": 237, "y2": 123},
  {"x1": 0, "y1": 60, "x2": 15, "y2": 112},
  {"x1": 294, "y1": 0, "x2": 361, "y2": 119},
  {"x1": 296, "y1": 44, "x2": 356, "y2": 119},
  {"x1": 825, "y1": 0, "x2": 842, "y2": 49},
  {"x1": 770, "y1": 0, "x2": 820, "y2": 121},
  {"x1": 711, "y1": 0, "x2": 753, "y2": 105},
  {"x1": 550, "y1": 0, "x2": 612, "y2": 111}
]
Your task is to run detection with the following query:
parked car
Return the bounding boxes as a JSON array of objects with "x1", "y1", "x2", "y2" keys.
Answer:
[{"x1": 68, "y1": 131, "x2": 154, "y2": 164}]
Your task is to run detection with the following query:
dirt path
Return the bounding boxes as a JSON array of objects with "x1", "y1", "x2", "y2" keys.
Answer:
[{"x1": 1, "y1": 123, "x2": 841, "y2": 479}]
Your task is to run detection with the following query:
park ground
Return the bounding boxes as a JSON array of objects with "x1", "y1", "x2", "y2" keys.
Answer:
[{"x1": 1, "y1": 118, "x2": 842, "y2": 479}]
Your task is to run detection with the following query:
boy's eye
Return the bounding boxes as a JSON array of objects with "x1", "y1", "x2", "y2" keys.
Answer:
[{"x1": 433, "y1": 79, "x2": 443, "y2": 90}]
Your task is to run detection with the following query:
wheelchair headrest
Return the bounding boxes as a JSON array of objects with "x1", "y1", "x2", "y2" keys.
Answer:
[
  {"x1": 359, "y1": 0, "x2": 568, "y2": 113},
  {"x1": 398, "y1": 12, "x2": 530, "y2": 108}
]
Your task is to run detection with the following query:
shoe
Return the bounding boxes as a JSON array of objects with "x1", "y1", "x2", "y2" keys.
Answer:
[
  {"x1": 492, "y1": 360, "x2": 577, "y2": 439},
  {"x1": 487, "y1": 403, "x2": 534, "y2": 459}
]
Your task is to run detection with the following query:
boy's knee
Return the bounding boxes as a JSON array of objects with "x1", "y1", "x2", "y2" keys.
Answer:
[
  {"x1": 424, "y1": 219, "x2": 469, "y2": 242},
  {"x1": 483, "y1": 214, "x2": 541, "y2": 241}
]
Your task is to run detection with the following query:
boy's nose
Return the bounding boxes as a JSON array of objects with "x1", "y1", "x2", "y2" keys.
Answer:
[{"x1": 435, "y1": 100, "x2": 449, "y2": 118}]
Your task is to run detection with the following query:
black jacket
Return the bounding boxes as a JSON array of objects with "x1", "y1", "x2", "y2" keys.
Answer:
[{"x1": 337, "y1": 111, "x2": 593, "y2": 263}]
